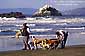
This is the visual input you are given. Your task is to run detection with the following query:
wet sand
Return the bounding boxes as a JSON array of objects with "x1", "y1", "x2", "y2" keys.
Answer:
[
  {"x1": 0, "y1": 45, "x2": 85, "y2": 56},
  {"x1": 0, "y1": 33, "x2": 85, "y2": 51}
]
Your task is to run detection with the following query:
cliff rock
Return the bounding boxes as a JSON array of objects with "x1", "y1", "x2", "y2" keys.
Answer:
[{"x1": 33, "y1": 5, "x2": 62, "y2": 16}]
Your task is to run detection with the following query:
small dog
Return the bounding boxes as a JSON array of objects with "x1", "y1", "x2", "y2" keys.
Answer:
[{"x1": 15, "y1": 30, "x2": 22, "y2": 39}]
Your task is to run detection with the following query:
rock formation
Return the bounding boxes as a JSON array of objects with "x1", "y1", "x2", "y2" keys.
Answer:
[{"x1": 33, "y1": 5, "x2": 62, "y2": 16}]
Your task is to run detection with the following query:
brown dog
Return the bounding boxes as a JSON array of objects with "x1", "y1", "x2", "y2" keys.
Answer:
[{"x1": 41, "y1": 38, "x2": 62, "y2": 49}]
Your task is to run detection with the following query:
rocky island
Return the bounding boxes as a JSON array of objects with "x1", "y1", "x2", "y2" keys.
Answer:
[{"x1": 33, "y1": 5, "x2": 62, "y2": 17}]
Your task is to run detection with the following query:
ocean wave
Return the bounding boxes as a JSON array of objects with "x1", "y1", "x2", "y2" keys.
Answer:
[
  {"x1": 80, "y1": 32, "x2": 85, "y2": 34},
  {"x1": 65, "y1": 27, "x2": 85, "y2": 30},
  {"x1": 0, "y1": 28, "x2": 52, "y2": 32},
  {"x1": 31, "y1": 28, "x2": 52, "y2": 32},
  {"x1": 0, "y1": 17, "x2": 16, "y2": 21},
  {"x1": 0, "y1": 29, "x2": 14, "y2": 32},
  {"x1": 15, "y1": 24, "x2": 36, "y2": 27},
  {"x1": 53, "y1": 23, "x2": 67, "y2": 25},
  {"x1": 25, "y1": 17, "x2": 36, "y2": 20}
]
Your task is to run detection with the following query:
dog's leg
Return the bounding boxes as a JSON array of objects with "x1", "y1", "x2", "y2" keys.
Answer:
[
  {"x1": 54, "y1": 43, "x2": 59, "y2": 50},
  {"x1": 34, "y1": 41, "x2": 38, "y2": 50}
]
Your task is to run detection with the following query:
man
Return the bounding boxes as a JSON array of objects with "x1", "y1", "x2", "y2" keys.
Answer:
[
  {"x1": 60, "y1": 30, "x2": 68, "y2": 49},
  {"x1": 21, "y1": 23, "x2": 31, "y2": 50},
  {"x1": 56, "y1": 30, "x2": 68, "y2": 49}
]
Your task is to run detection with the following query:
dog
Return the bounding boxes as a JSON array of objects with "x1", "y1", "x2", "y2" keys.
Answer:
[
  {"x1": 41, "y1": 38, "x2": 62, "y2": 50},
  {"x1": 31, "y1": 36, "x2": 48, "y2": 49},
  {"x1": 15, "y1": 30, "x2": 22, "y2": 39}
]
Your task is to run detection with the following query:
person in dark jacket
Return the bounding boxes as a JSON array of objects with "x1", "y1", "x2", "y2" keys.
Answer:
[
  {"x1": 60, "y1": 31, "x2": 68, "y2": 49},
  {"x1": 56, "y1": 30, "x2": 68, "y2": 49},
  {"x1": 21, "y1": 23, "x2": 31, "y2": 50}
]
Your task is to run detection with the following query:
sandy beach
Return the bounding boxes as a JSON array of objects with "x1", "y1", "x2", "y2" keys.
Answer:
[{"x1": 0, "y1": 45, "x2": 85, "y2": 56}]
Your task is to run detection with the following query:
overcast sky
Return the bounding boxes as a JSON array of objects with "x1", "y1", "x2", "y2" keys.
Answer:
[{"x1": 0, "y1": 0, "x2": 85, "y2": 11}]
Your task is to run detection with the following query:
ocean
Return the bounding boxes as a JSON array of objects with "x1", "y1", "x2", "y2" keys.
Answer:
[{"x1": 0, "y1": 16, "x2": 85, "y2": 51}]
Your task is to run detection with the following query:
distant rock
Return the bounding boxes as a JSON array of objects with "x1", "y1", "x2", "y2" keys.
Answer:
[
  {"x1": 0, "y1": 8, "x2": 37, "y2": 16},
  {"x1": 33, "y1": 5, "x2": 62, "y2": 17},
  {"x1": 0, "y1": 12, "x2": 26, "y2": 18}
]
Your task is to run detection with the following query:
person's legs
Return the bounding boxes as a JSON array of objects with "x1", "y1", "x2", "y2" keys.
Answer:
[
  {"x1": 25, "y1": 36, "x2": 31, "y2": 50},
  {"x1": 63, "y1": 32, "x2": 68, "y2": 48},
  {"x1": 22, "y1": 38, "x2": 27, "y2": 50},
  {"x1": 22, "y1": 36, "x2": 31, "y2": 50},
  {"x1": 60, "y1": 40, "x2": 64, "y2": 48},
  {"x1": 61, "y1": 32, "x2": 68, "y2": 48},
  {"x1": 63, "y1": 35, "x2": 68, "y2": 48}
]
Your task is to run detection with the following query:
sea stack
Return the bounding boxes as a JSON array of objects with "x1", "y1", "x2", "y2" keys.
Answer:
[{"x1": 33, "y1": 5, "x2": 62, "y2": 17}]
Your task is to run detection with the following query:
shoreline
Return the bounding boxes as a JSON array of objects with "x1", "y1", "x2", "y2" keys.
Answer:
[
  {"x1": 0, "y1": 45, "x2": 85, "y2": 56},
  {"x1": 0, "y1": 44, "x2": 85, "y2": 51}
]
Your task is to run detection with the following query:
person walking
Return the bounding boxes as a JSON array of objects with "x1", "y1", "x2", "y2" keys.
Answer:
[{"x1": 21, "y1": 23, "x2": 31, "y2": 50}]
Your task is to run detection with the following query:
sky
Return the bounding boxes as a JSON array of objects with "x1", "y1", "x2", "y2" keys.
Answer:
[
  {"x1": 0, "y1": 0, "x2": 47, "y2": 9},
  {"x1": 0, "y1": 0, "x2": 85, "y2": 11}
]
